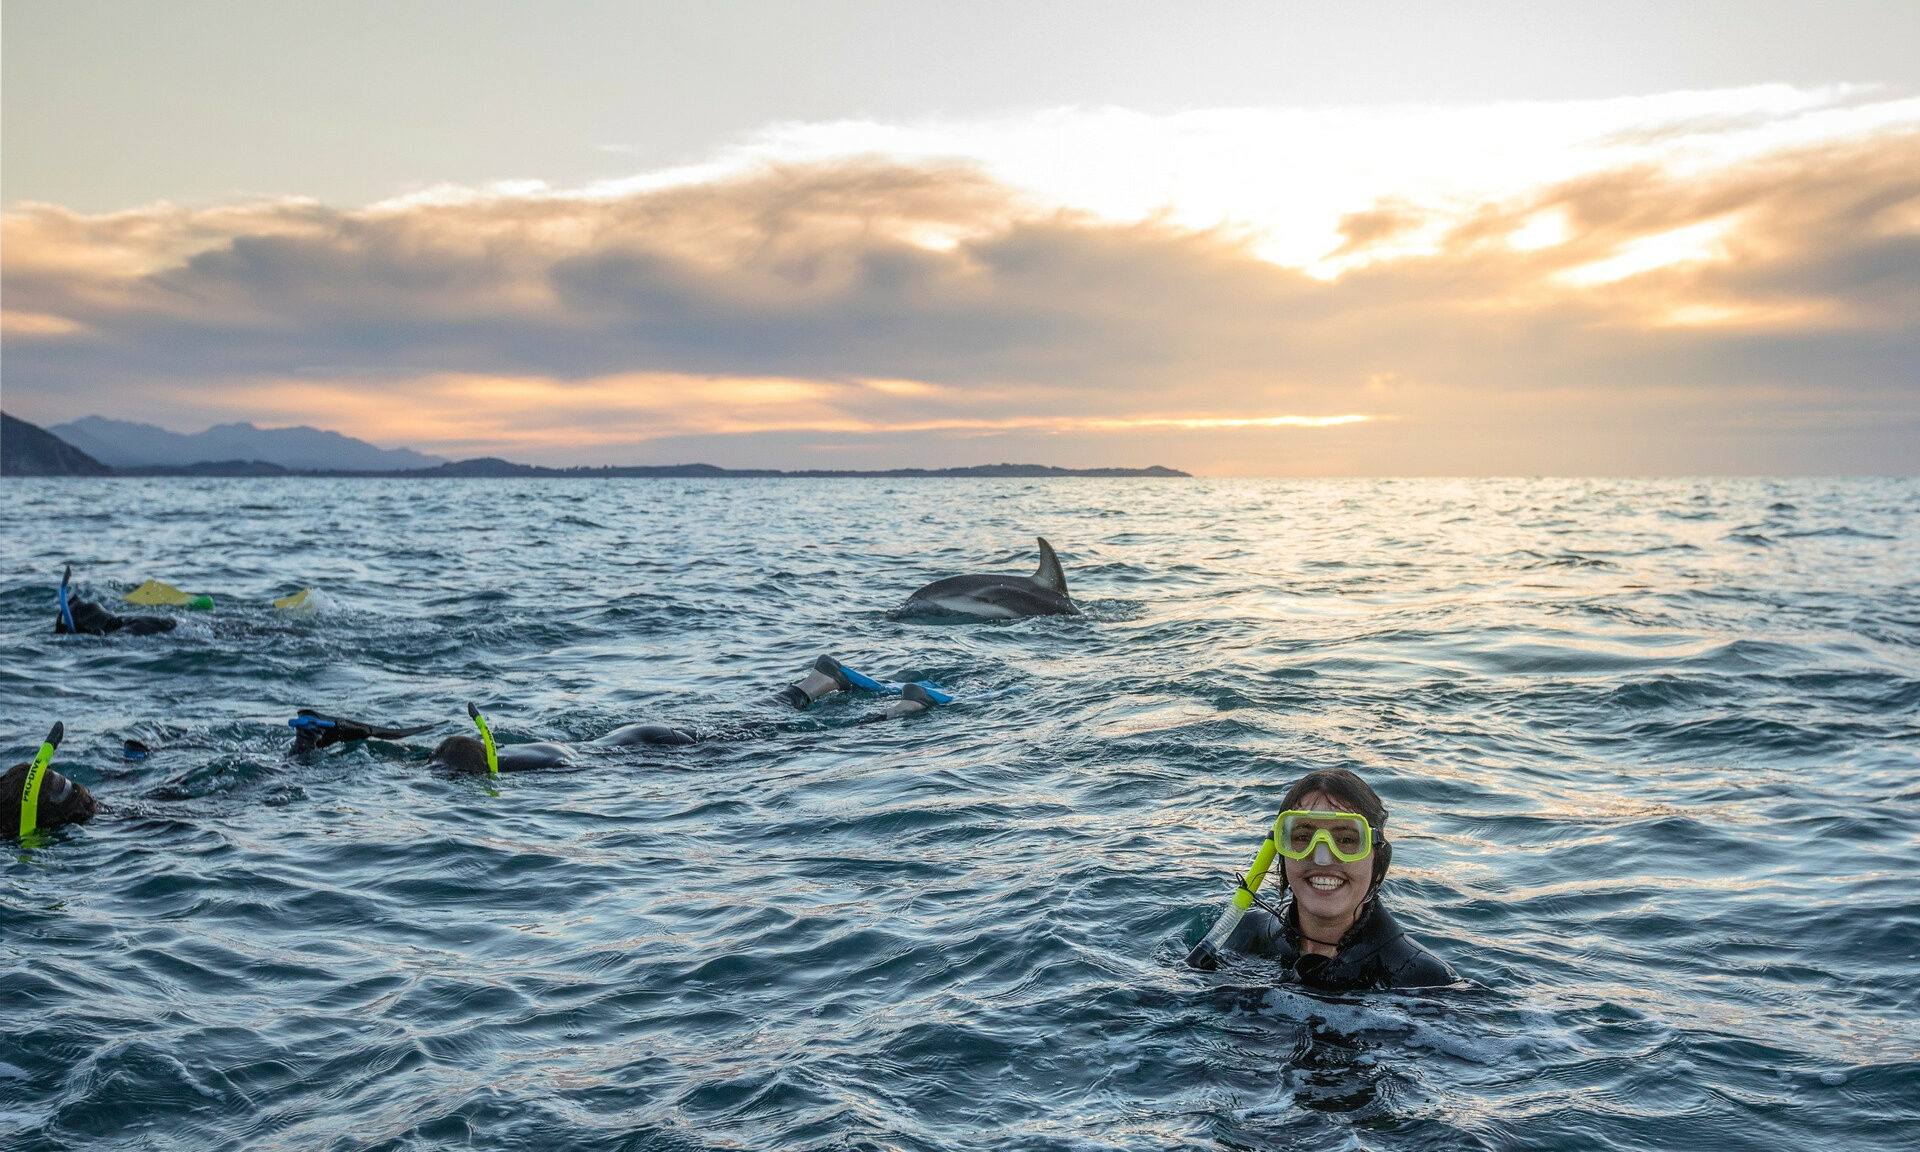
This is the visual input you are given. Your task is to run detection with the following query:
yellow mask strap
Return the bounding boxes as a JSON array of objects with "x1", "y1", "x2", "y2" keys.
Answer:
[
  {"x1": 466, "y1": 703, "x2": 498, "y2": 776},
  {"x1": 19, "y1": 722, "x2": 65, "y2": 839}
]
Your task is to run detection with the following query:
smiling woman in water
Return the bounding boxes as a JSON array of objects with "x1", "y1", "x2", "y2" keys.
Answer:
[{"x1": 1217, "y1": 768, "x2": 1457, "y2": 991}]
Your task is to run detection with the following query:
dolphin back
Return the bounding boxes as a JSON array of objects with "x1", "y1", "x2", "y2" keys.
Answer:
[{"x1": 891, "y1": 536, "x2": 1079, "y2": 619}]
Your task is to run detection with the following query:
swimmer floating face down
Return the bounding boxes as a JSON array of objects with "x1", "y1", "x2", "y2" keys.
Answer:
[{"x1": 54, "y1": 566, "x2": 176, "y2": 636}]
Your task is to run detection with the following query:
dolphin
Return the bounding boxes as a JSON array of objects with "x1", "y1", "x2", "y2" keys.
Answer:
[{"x1": 891, "y1": 537, "x2": 1079, "y2": 620}]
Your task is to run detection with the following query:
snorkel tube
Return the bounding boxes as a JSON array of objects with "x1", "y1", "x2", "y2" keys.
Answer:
[
  {"x1": 57, "y1": 566, "x2": 76, "y2": 633},
  {"x1": 1185, "y1": 810, "x2": 1286, "y2": 970},
  {"x1": 18, "y1": 722, "x2": 65, "y2": 840},
  {"x1": 466, "y1": 703, "x2": 498, "y2": 776}
]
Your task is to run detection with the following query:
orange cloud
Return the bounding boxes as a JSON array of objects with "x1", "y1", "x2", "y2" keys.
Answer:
[{"x1": 4, "y1": 119, "x2": 1918, "y2": 474}]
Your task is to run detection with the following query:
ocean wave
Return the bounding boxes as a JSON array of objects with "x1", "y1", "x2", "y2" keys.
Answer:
[{"x1": 3, "y1": 476, "x2": 1915, "y2": 1151}]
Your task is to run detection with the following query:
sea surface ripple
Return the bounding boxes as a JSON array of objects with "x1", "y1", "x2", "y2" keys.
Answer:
[{"x1": 3, "y1": 477, "x2": 1917, "y2": 1151}]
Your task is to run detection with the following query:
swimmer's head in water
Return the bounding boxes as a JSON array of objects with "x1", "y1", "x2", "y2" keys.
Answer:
[
  {"x1": 1276, "y1": 769, "x2": 1391, "y2": 891},
  {"x1": 3, "y1": 762, "x2": 98, "y2": 838},
  {"x1": 429, "y1": 736, "x2": 493, "y2": 775}
]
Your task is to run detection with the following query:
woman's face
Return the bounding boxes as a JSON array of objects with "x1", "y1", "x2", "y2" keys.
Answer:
[{"x1": 1281, "y1": 790, "x2": 1375, "y2": 926}]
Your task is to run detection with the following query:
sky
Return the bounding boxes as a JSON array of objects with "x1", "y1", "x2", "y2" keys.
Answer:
[{"x1": 4, "y1": 1, "x2": 1917, "y2": 474}]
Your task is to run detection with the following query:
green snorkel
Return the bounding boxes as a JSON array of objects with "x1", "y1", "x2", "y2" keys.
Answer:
[
  {"x1": 466, "y1": 703, "x2": 498, "y2": 776},
  {"x1": 18, "y1": 722, "x2": 65, "y2": 840},
  {"x1": 1186, "y1": 809, "x2": 1286, "y2": 970}
]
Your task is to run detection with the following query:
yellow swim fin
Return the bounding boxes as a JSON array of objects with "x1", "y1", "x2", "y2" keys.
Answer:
[
  {"x1": 273, "y1": 588, "x2": 312, "y2": 611},
  {"x1": 125, "y1": 579, "x2": 214, "y2": 609}
]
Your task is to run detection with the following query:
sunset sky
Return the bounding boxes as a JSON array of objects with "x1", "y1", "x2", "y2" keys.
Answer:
[{"x1": 4, "y1": 1, "x2": 1917, "y2": 474}]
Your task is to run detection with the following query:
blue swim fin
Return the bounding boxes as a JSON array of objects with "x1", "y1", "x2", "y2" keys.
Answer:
[
  {"x1": 815, "y1": 654, "x2": 900, "y2": 695},
  {"x1": 839, "y1": 662, "x2": 898, "y2": 695},
  {"x1": 57, "y1": 566, "x2": 76, "y2": 633},
  {"x1": 908, "y1": 681, "x2": 954, "y2": 705}
]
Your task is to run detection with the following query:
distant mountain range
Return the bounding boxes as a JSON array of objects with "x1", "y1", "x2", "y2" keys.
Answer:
[
  {"x1": 398, "y1": 458, "x2": 1191, "y2": 479},
  {"x1": 50, "y1": 415, "x2": 447, "y2": 472},
  {"x1": 2, "y1": 413, "x2": 1190, "y2": 478}
]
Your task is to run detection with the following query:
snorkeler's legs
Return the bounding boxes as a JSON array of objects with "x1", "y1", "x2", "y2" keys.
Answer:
[{"x1": 775, "y1": 654, "x2": 856, "y2": 710}]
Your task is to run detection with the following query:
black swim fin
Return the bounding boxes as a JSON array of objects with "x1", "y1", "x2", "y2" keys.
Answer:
[{"x1": 289, "y1": 709, "x2": 437, "y2": 752}]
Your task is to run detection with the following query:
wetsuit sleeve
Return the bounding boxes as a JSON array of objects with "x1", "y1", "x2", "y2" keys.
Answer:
[{"x1": 1223, "y1": 907, "x2": 1289, "y2": 957}]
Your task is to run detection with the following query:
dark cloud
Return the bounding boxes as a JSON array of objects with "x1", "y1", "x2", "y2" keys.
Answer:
[{"x1": 1331, "y1": 202, "x2": 1427, "y2": 256}]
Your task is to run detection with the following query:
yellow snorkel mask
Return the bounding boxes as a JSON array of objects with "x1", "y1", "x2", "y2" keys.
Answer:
[{"x1": 1276, "y1": 809, "x2": 1375, "y2": 864}]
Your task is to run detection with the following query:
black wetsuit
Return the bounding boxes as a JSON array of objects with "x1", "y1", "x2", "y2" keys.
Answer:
[
  {"x1": 55, "y1": 598, "x2": 175, "y2": 636},
  {"x1": 1224, "y1": 898, "x2": 1457, "y2": 991}
]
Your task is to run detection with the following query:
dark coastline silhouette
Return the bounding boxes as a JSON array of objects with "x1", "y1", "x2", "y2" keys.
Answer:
[
  {"x1": 1, "y1": 413, "x2": 1188, "y2": 479},
  {"x1": 2, "y1": 412, "x2": 114, "y2": 476}
]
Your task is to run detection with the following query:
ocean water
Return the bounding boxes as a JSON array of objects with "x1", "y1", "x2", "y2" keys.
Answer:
[{"x1": 2, "y1": 476, "x2": 1916, "y2": 1152}]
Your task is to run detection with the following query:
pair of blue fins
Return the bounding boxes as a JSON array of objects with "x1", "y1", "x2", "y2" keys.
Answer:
[
  {"x1": 835, "y1": 656, "x2": 954, "y2": 703},
  {"x1": 771, "y1": 653, "x2": 954, "y2": 712}
]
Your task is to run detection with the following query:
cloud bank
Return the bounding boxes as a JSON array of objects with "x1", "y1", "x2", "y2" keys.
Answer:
[{"x1": 5, "y1": 87, "x2": 1917, "y2": 473}]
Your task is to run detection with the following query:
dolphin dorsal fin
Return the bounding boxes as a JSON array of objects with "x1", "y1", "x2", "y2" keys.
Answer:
[{"x1": 1031, "y1": 537, "x2": 1068, "y2": 596}]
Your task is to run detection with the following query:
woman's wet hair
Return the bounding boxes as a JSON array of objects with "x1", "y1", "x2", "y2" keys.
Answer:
[{"x1": 1280, "y1": 768, "x2": 1388, "y2": 831}]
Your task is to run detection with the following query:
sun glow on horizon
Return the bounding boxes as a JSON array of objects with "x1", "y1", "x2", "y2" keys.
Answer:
[
  {"x1": 1086, "y1": 414, "x2": 1371, "y2": 430},
  {"x1": 189, "y1": 371, "x2": 1374, "y2": 463}
]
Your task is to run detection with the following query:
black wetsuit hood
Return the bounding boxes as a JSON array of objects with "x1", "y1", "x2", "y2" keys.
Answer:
[
  {"x1": 3, "y1": 761, "x2": 99, "y2": 838},
  {"x1": 56, "y1": 597, "x2": 176, "y2": 636},
  {"x1": 1224, "y1": 897, "x2": 1457, "y2": 991}
]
